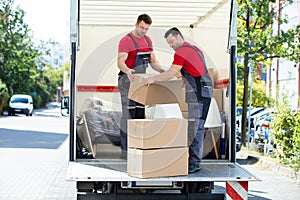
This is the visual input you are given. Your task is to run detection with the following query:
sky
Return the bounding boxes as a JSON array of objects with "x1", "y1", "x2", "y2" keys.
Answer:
[{"x1": 14, "y1": 0, "x2": 70, "y2": 44}]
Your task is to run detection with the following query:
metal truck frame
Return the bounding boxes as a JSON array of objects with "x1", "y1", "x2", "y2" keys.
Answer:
[{"x1": 67, "y1": 0, "x2": 258, "y2": 199}]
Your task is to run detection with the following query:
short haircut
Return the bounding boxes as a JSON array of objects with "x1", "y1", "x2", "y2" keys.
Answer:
[
  {"x1": 137, "y1": 14, "x2": 152, "y2": 25},
  {"x1": 164, "y1": 27, "x2": 184, "y2": 39}
]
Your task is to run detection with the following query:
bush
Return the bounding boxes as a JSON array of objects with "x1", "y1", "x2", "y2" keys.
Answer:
[{"x1": 271, "y1": 100, "x2": 300, "y2": 171}]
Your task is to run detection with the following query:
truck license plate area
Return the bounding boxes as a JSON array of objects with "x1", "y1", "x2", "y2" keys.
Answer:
[{"x1": 121, "y1": 181, "x2": 183, "y2": 189}]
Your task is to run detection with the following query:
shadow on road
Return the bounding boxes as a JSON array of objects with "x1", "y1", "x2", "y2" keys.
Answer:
[
  {"x1": 0, "y1": 128, "x2": 68, "y2": 149},
  {"x1": 237, "y1": 155, "x2": 259, "y2": 165},
  {"x1": 33, "y1": 111, "x2": 64, "y2": 118}
]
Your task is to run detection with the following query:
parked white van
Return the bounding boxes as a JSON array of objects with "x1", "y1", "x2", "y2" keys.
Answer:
[{"x1": 8, "y1": 94, "x2": 33, "y2": 116}]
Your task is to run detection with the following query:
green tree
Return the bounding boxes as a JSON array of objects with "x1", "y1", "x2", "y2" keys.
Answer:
[
  {"x1": 237, "y1": 0, "x2": 299, "y2": 146},
  {"x1": 0, "y1": 0, "x2": 40, "y2": 94},
  {"x1": 0, "y1": 0, "x2": 54, "y2": 108},
  {"x1": 43, "y1": 62, "x2": 70, "y2": 101}
]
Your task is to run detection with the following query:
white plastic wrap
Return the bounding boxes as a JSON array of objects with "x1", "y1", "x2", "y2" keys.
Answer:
[{"x1": 78, "y1": 97, "x2": 121, "y2": 145}]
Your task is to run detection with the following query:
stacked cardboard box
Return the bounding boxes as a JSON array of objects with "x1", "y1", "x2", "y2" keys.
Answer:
[{"x1": 127, "y1": 74, "x2": 188, "y2": 178}]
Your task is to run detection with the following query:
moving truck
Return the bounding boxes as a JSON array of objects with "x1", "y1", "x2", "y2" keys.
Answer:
[{"x1": 67, "y1": 0, "x2": 258, "y2": 199}]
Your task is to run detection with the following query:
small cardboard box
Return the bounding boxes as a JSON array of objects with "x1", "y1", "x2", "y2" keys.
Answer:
[
  {"x1": 127, "y1": 147, "x2": 188, "y2": 178},
  {"x1": 181, "y1": 111, "x2": 188, "y2": 119},
  {"x1": 128, "y1": 74, "x2": 183, "y2": 105},
  {"x1": 178, "y1": 87, "x2": 188, "y2": 112},
  {"x1": 208, "y1": 68, "x2": 215, "y2": 88},
  {"x1": 203, "y1": 127, "x2": 222, "y2": 158},
  {"x1": 128, "y1": 119, "x2": 187, "y2": 149},
  {"x1": 213, "y1": 89, "x2": 223, "y2": 112}
]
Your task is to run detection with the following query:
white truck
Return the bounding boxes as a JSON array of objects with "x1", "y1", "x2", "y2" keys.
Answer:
[{"x1": 67, "y1": 0, "x2": 258, "y2": 199}]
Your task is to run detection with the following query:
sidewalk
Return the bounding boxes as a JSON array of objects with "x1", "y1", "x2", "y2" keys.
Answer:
[{"x1": 237, "y1": 149, "x2": 300, "y2": 183}]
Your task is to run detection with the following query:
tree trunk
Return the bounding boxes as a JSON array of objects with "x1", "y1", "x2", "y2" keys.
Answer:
[
  {"x1": 241, "y1": 53, "x2": 249, "y2": 146},
  {"x1": 0, "y1": 97, "x2": 5, "y2": 115}
]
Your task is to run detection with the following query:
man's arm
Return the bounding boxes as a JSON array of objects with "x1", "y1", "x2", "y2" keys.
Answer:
[
  {"x1": 149, "y1": 51, "x2": 165, "y2": 73},
  {"x1": 145, "y1": 64, "x2": 182, "y2": 84},
  {"x1": 117, "y1": 52, "x2": 135, "y2": 81}
]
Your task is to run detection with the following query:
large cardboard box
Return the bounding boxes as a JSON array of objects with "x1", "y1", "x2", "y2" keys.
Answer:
[
  {"x1": 128, "y1": 74, "x2": 183, "y2": 105},
  {"x1": 128, "y1": 119, "x2": 187, "y2": 149},
  {"x1": 127, "y1": 147, "x2": 188, "y2": 178}
]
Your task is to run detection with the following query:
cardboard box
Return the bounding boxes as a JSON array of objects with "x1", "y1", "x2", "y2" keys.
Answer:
[
  {"x1": 203, "y1": 127, "x2": 221, "y2": 158},
  {"x1": 181, "y1": 111, "x2": 188, "y2": 119},
  {"x1": 128, "y1": 119, "x2": 187, "y2": 149},
  {"x1": 213, "y1": 89, "x2": 223, "y2": 112},
  {"x1": 178, "y1": 87, "x2": 188, "y2": 112},
  {"x1": 208, "y1": 68, "x2": 215, "y2": 88},
  {"x1": 127, "y1": 147, "x2": 188, "y2": 178},
  {"x1": 128, "y1": 74, "x2": 183, "y2": 105}
]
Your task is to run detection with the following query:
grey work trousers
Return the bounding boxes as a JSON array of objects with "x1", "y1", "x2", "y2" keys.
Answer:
[
  {"x1": 118, "y1": 74, "x2": 145, "y2": 151},
  {"x1": 188, "y1": 98, "x2": 211, "y2": 165}
]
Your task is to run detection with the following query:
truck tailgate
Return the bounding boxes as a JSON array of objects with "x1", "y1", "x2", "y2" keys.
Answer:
[{"x1": 67, "y1": 159, "x2": 259, "y2": 182}]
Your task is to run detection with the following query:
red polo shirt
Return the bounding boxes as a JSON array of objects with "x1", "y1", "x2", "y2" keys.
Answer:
[
  {"x1": 172, "y1": 42, "x2": 206, "y2": 77},
  {"x1": 118, "y1": 32, "x2": 153, "y2": 69}
]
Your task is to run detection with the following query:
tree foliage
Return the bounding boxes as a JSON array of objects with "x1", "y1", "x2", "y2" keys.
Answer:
[
  {"x1": 237, "y1": 0, "x2": 299, "y2": 145},
  {"x1": 43, "y1": 62, "x2": 70, "y2": 101},
  {"x1": 271, "y1": 94, "x2": 300, "y2": 171},
  {"x1": 236, "y1": 79, "x2": 274, "y2": 107},
  {"x1": 0, "y1": 0, "x2": 66, "y2": 109}
]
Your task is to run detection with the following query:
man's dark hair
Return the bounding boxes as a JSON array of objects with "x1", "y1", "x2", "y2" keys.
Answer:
[
  {"x1": 164, "y1": 27, "x2": 184, "y2": 39},
  {"x1": 137, "y1": 14, "x2": 152, "y2": 25}
]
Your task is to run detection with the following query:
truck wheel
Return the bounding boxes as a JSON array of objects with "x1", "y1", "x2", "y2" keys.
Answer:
[{"x1": 181, "y1": 182, "x2": 213, "y2": 194}]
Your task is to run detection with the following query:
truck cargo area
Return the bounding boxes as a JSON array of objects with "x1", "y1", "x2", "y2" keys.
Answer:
[{"x1": 68, "y1": 0, "x2": 260, "y2": 198}]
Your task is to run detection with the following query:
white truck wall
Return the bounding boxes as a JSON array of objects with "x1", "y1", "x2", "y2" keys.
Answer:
[{"x1": 75, "y1": 1, "x2": 231, "y2": 114}]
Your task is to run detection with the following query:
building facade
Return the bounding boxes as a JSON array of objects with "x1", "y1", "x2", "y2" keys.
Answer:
[{"x1": 268, "y1": 0, "x2": 300, "y2": 108}]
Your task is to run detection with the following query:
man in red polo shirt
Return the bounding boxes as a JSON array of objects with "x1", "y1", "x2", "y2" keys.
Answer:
[
  {"x1": 145, "y1": 27, "x2": 213, "y2": 173},
  {"x1": 117, "y1": 14, "x2": 164, "y2": 155}
]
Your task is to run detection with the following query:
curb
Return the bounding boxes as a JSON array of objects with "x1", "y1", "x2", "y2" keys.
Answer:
[
  {"x1": 257, "y1": 158, "x2": 300, "y2": 182},
  {"x1": 237, "y1": 151, "x2": 300, "y2": 183}
]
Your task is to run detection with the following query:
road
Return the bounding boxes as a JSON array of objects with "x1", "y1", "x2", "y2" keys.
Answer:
[
  {"x1": 0, "y1": 105, "x2": 76, "y2": 200},
  {"x1": 0, "y1": 105, "x2": 299, "y2": 199}
]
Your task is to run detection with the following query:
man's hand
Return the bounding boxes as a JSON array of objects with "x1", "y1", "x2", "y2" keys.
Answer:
[{"x1": 126, "y1": 69, "x2": 135, "y2": 82}]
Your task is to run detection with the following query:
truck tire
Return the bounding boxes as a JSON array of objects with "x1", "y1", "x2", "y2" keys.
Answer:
[{"x1": 181, "y1": 182, "x2": 213, "y2": 194}]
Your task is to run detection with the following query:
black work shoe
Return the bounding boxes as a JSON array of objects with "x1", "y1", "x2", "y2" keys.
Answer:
[{"x1": 188, "y1": 164, "x2": 201, "y2": 173}]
